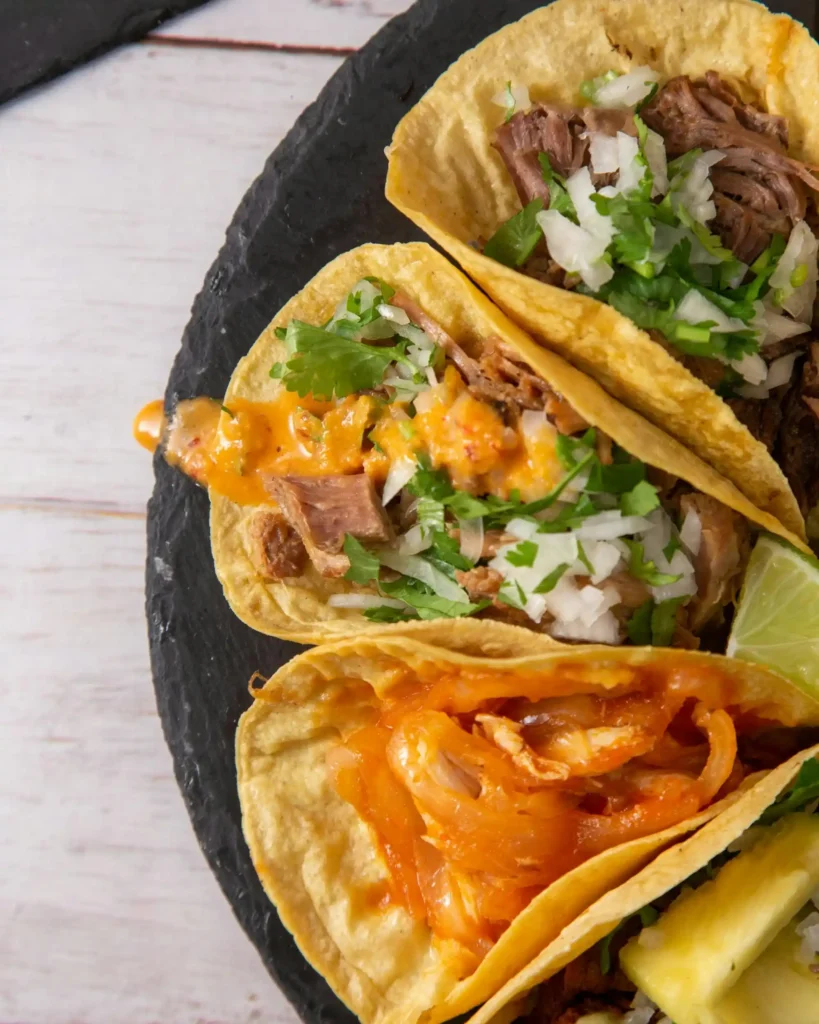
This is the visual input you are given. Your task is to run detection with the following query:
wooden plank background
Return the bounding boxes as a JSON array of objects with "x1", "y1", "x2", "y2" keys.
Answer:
[{"x1": 0, "y1": 2, "x2": 412, "y2": 1021}]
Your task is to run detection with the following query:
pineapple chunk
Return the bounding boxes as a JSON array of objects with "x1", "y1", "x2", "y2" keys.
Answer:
[
  {"x1": 705, "y1": 910, "x2": 819, "y2": 1023},
  {"x1": 620, "y1": 814, "x2": 819, "y2": 1024}
]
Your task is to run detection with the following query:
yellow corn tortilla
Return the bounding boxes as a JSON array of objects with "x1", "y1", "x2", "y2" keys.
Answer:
[
  {"x1": 211, "y1": 242, "x2": 809, "y2": 647},
  {"x1": 469, "y1": 741, "x2": 819, "y2": 1024},
  {"x1": 385, "y1": 0, "x2": 818, "y2": 540},
  {"x1": 236, "y1": 635, "x2": 819, "y2": 1024}
]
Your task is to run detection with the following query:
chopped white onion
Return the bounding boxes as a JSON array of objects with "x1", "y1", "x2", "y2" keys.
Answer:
[
  {"x1": 492, "y1": 82, "x2": 531, "y2": 114},
  {"x1": 355, "y1": 318, "x2": 399, "y2": 342},
  {"x1": 670, "y1": 150, "x2": 724, "y2": 225},
  {"x1": 752, "y1": 300, "x2": 811, "y2": 347},
  {"x1": 766, "y1": 351, "x2": 800, "y2": 390},
  {"x1": 425, "y1": 367, "x2": 438, "y2": 387},
  {"x1": 588, "y1": 132, "x2": 620, "y2": 175},
  {"x1": 566, "y1": 166, "x2": 615, "y2": 243},
  {"x1": 407, "y1": 343, "x2": 433, "y2": 367},
  {"x1": 769, "y1": 221, "x2": 819, "y2": 321},
  {"x1": 584, "y1": 539, "x2": 624, "y2": 584},
  {"x1": 328, "y1": 594, "x2": 405, "y2": 610},
  {"x1": 737, "y1": 383, "x2": 771, "y2": 400},
  {"x1": 379, "y1": 550, "x2": 470, "y2": 603},
  {"x1": 594, "y1": 66, "x2": 661, "y2": 109},
  {"x1": 730, "y1": 351, "x2": 768, "y2": 386},
  {"x1": 615, "y1": 132, "x2": 644, "y2": 195},
  {"x1": 394, "y1": 322, "x2": 435, "y2": 348},
  {"x1": 505, "y1": 517, "x2": 540, "y2": 540},
  {"x1": 551, "y1": 609, "x2": 621, "y2": 644},
  {"x1": 573, "y1": 511, "x2": 653, "y2": 540},
  {"x1": 624, "y1": 990, "x2": 658, "y2": 1024},
  {"x1": 458, "y1": 517, "x2": 485, "y2": 563},
  {"x1": 381, "y1": 457, "x2": 417, "y2": 506},
  {"x1": 413, "y1": 387, "x2": 439, "y2": 415},
  {"x1": 376, "y1": 303, "x2": 410, "y2": 325},
  {"x1": 679, "y1": 507, "x2": 702, "y2": 556},
  {"x1": 520, "y1": 409, "x2": 549, "y2": 438},
  {"x1": 675, "y1": 290, "x2": 746, "y2": 333},
  {"x1": 396, "y1": 524, "x2": 433, "y2": 556},
  {"x1": 796, "y1": 911, "x2": 819, "y2": 964},
  {"x1": 643, "y1": 127, "x2": 669, "y2": 197},
  {"x1": 651, "y1": 568, "x2": 699, "y2": 603},
  {"x1": 536, "y1": 209, "x2": 614, "y2": 291}
]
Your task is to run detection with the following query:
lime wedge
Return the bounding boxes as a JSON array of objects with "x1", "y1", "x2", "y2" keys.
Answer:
[{"x1": 727, "y1": 535, "x2": 819, "y2": 696}]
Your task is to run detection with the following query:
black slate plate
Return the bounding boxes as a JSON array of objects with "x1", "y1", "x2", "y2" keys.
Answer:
[
  {"x1": 146, "y1": 1, "x2": 818, "y2": 1022},
  {"x1": 0, "y1": 0, "x2": 211, "y2": 106}
]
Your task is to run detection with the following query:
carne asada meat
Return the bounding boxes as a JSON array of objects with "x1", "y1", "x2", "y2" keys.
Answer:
[
  {"x1": 778, "y1": 342, "x2": 819, "y2": 515},
  {"x1": 680, "y1": 493, "x2": 749, "y2": 630},
  {"x1": 527, "y1": 945, "x2": 635, "y2": 1024},
  {"x1": 246, "y1": 509, "x2": 308, "y2": 580},
  {"x1": 265, "y1": 473, "x2": 392, "y2": 578},
  {"x1": 726, "y1": 392, "x2": 785, "y2": 452}
]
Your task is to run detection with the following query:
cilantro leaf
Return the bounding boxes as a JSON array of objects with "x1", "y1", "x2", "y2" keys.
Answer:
[
  {"x1": 534, "y1": 563, "x2": 570, "y2": 593},
  {"x1": 538, "y1": 154, "x2": 577, "y2": 220},
  {"x1": 576, "y1": 539, "x2": 594, "y2": 575},
  {"x1": 272, "y1": 321, "x2": 407, "y2": 399},
  {"x1": 627, "y1": 601, "x2": 654, "y2": 645},
  {"x1": 651, "y1": 596, "x2": 686, "y2": 646},
  {"x1": 663, "y1": 534, "x2": 682, "y2": 561},
  {"x1": 506, "y1": 540, "x2": 538, "y2": 568},
  {"x1": 620, "y1": 480, "x2": 661, "y2": 516},
  {"x1": 484, "y1": 199, "x2": 544, "y2": 268},
  {"x1": 758, "y1": 758, "x2": 819, "y2": 825},
  {"x1": 424, "y1": 531, "x2": 474, "y2": 575},
  {"x1": 363, "y1": 605, "x2": 417, "y2": 623},
  {"x1": 343, "y1": 535, "x2": 381, "y2": 585},
  {"x1": 379, "y1": 576, "x2": 488, "y2": 620},
  {"x1": 586, "y1": 458, "x2": 646, "y2": 495},
  {"x1": 417, "y1": 496, "x2": 446, "y2": 534},
  {"x1": 624, "y1": 541, "x2": 683, "y2": 587}
]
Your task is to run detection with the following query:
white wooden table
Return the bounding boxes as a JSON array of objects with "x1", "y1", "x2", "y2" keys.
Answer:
[{"x1": 0, "y1": 2, "x2": 412, "y2": 1021}]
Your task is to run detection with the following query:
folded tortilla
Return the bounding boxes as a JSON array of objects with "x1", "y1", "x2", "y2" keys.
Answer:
[
  {"x1": 211, "y1": 242, "x2": 807, "y2": 646},
  {"x1": 236, "y1": 634, "x2": 819, "y2": 1024},
  {"x1": 468, "y1": 741, "x2": 819, "y2": 1024},
  {"x1": 385, "y1": 0, "x2": 819, "y2": 540}
]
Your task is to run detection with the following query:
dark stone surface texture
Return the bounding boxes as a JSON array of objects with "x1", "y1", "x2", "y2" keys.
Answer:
[
  {"x1": 0, "y1": 0, "x2": 211, "y2": 106},
  {"x1": 145, "y1": 0, "x2": 817, "y2": 1022}
]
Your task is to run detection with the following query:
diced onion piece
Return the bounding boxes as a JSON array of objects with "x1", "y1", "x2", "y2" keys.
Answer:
[
  {"x1": 643, "y1": 128, "x2": 668, "y2": 197},
  {"x1": 675, "y1": 290, "x2": 746, "y2": 333},
  {"x1": 651, "y1": 569, "x2": 699, "y2": 603},
  {"x1": 566, "y1": 166, "x2": 615, "y2": 242},
  {"x1": 520, "y1": 409, "x2": 549, "y2": 438},
  {"x1": 407, "y1": 343, "x2": 432, "y2": 368},
  {"x1": 396, "y1": 524, "x2": 432, "y2": 556},
  {"x1": 505, "y1": 517, "x2": 539, "y2": 540},
  {"x1": 425, "y1": 367, "x2": 438, "y2": 387},
  {"x1": 537, "y1": 208, "x2": 614, "y2": 291},
  {"x1": 328, "y1": 594, "x2": 405, "y2": 610},
  {"x1": 795, "y1": 911, "x2": 819, "y2": 964},
  {"x1": 377, "y1": 303, "x2": 410, "y2": 325},
  {"x1": 679, "y1": 507, "x2": 702, "y2": 557},
  {"x1": 551, "y1": 608, "x2": 621, "y2": 644},
  {"x1": 348, "y1": 278, "x2": 382, "y2": 313},
  {"x1": 583, "y1": 539, "x2": 623, "y2": 584},
  {"x1": 730, "y1": 352, "x2": 768, "y2": 386},
  {"x1": 615, "y1": 132, "x2": 644, "y2": 195},
  {"x1": 588, "y1": 132, "x2": 620, "y2": 175},
  {"x1": 765, "y1": 351, "x2": 800, "y2": 390},
  {"x1": 594, "y1": 66, "x2": 661, "y2": 109},
  {"x1": 624, "y1": 990, "x2": 658, "y2": 1024},
  {"x1": 671, "y1": 150, "x2": 724, "y2": 225},
  {"x1": 492, "y1": 82, "x2": 531, "y2": 114},
  {"x1": 737, "y1": 383, "x2": 770, "y2": 400},
  {"x1": 355, "y1": 318, "x2": 398, "y2": 341},
  {"x1": 769, "y1": 221, "x2": 819, "y2": 322},
  {"x1": 378, "y1": 550, "x2": 469, "y2": 603},
  {"x1": 458, "y1": 517, "x2": 485, "y2": 563},
  {"x1": 752, "y1": 300, "x2": 811, "y2": 347},
  {"x1": 413, "y1": 387, "x2": 439, "y2": 415},
  {"x1": 381, "y1": 456, "x2": 417, "y2": 506},
  {"x1": 573, "y1": 511, "x2": 653, "y2": 540},
  {"x1": 394, "y1": 322, "x2": 435, "y2": 348}
]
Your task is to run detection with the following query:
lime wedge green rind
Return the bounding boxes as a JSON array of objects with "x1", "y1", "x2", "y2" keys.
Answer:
[{"x1": 727, "y1": 534, "x2": 819, "y2": 698}]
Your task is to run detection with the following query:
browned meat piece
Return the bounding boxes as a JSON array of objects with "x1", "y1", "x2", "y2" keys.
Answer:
[
  {"x1": 680, "y1": 352, "x2": 732, "y2": 390},
  {"x1": 521, "y1": 254, "x2": 578, "y2": 289},
  {"x1": 699, "y1": 70, "x2": 788, "y2": 147},
  {"x1": 727, "y1": 393, "x2": 784, "y2": 452},
  {"x1": 265, "y1": 474, "x2": 392, "y2": 578},
  {"x1": 493, "y1": 104, "x2": 634, "y2": 206},
  {"x1": 246, "y1": 509, "x2": 307, "y2": 580},
  {"x1": 544, "y1": 393, "x2": 589, "y2": 435},
  {"x1": 529, "y1": 947, "x2": 635, "y2": 1024},
  {"x1": 606, "y1": 571, "x2": 651, "y2": 610},
  {"x1": 680, "y1": 494, "x2": 749, "y2": 631},
  {"x1": 777, "y1": 343, "x2": 819, "y2": 516},
  {"x1": 478, "y1": 335, "x2": 555, "y2": 409},
  {"x1": 456, "y1": 566, "x2": 504, "y2": 600},
  {"x1": 713, "y1": 192, "x2": 781, "y2": 265}
]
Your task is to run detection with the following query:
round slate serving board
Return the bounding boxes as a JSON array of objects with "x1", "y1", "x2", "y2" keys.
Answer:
[{"x1": 145, "y1": 1, "x2": 817, "y2": 1021}]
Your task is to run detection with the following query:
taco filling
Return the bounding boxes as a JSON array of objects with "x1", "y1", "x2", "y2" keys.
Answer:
[
  {"x1": 325, "y1": 653, "x2": 810, "y2": 967},
  {"x1": 485, "y1": 70, "x2": 819, "y2": 522},
  {"x1": 522, "y1": 756, "x2": 819, "y2": 1023},
  {"x1": 137, "y1": 277, "x2": 753, "y2": 645}
]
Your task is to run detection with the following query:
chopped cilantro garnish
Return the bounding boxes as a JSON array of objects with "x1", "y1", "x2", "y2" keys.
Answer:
[
  {"x1": 586, "y1": 456, "x2": 646, "y2": 495},
  {"x1": 663, "y1": 534, "x2": 682, "y2": 561},
  {"x1": 506, "y1": 540, "x2": 539, "y2": 568},
  {"x1": 627, "y1": 600, "x2": 654, "y2": 645},
  {"x1": 627, "y1": 596, "x2": 686, "y2": 646},
  {"x1": 363, "y1": 604, "x2": 417, "y2": 623},
  {"x1": 270, "y1": 321, "x2": 410, "y2": 399},
  {"x1": 484, "y1": 199, "x2": 544, "y2": 268},
  {"x1": 379, "y1": 576, "x2": 488, "y2": 620},
  {"x1": 343, "y1": 535, "x2": 381, "y2": 585},
  {"x1": 758, "y1": 758, "x2": 819, "y2": 825},
  {"x1": 576, "y1": 539, "x2": 594, "y2": 575},
  {"x1": 579, "y1": 69, "x2": 619, "y2": 104},
  {"x1": 624, "y1": 540, "x2": 683, "y2": 586},
  {"x1": 424, "y1": 530, "x2": 474, "y2": 575},
  {"x1": 620, "y1": 479, "x2": 661, "y2": 516},
  {"x1": 538, "y1": 154, "x2": 577, "y2": 220},
  {"x1": 533, "y1": 563, "x2": 570, "y2": 593},
  {"x1": 417, "y1": 495, "x2": 446, "y2": 534}
]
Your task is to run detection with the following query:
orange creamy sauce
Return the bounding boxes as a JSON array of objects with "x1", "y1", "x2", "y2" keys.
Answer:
[
  {"x1": 133, "y1": 366, "x2": 564, "y2": 506},
  {"x1": 326, "y1": 660, "x2": 755, "y2": 960}
]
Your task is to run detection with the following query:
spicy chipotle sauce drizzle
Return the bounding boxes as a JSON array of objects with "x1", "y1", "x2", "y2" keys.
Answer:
[{"x1": 324, "y1": 658, "x2": 774, "y2": 960}]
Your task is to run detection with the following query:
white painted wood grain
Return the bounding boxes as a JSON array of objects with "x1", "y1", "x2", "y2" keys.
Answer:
[
  {"x1": 156, "y1": 0, "x2": 414, "y2": 49},
  {"x1": 0, "y1": 508, "x2": 292, "y2": 1024},
  {"x1": 0, "y1": 42, "x2": 342, "y2": 514}
]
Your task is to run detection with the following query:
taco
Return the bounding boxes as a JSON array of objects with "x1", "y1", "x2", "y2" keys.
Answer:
[
  {"x1": 135, "y1": 242, "x2": 807, "y2": 649},
  {"x1": 235, "y1": 635, "x2": 819, "y2": 1024},
  {"x1": 385, "y1": 0, "x2": 819, "y2": 542},
  {"x1": 468, "y1": 745, "x2": 819, "y2": 1024}
]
